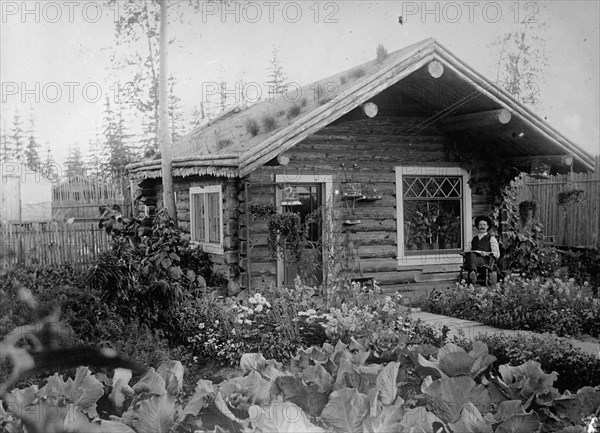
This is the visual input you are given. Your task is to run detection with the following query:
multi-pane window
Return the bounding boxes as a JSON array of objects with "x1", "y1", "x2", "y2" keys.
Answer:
[
  {"x1": 396, "y1": 166, "x2": 472, "y2": 264},
  {"x1": 190, "y1": 185, "x2": 223, "y2": 254},
  {"x1": 402, "y1": 176, "x2": 462, "y2": 253}
]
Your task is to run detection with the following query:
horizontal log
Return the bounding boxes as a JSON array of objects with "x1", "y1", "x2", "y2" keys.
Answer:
[
  {"x1": 176, "y1": 200, "x2": 190, "y2": 211},
  {"x1": 349, "y1": 231, "x2": 396, "y2": 245},
  {"x1": 300, "y1": 135, "x2": 446, "y2": 147},
  {"x1": 368, "y1": 271, "x2": 417, "y2": 285},
  {"x1": 336, "y1": 219, "x2": 396, "y2": 232},
  {"x1": 357, "y1": 245, "x2": 397, "y2": 258},
  {"x1": 177, "y1": 211, "x2": 190, "y2": 222},
  {"x1": 414, "y1": 270, "x2": 459, "y2": 283},
  {"x1": 249, "y1": 234, "x2": 269, "y2": 246},
  {"x1": 250, "y1": 262, "x2": 277, "y2": 275},
  {"x1": 439, "y1": 109, "x2": 511, "y2": 131},
  {"x1": 359, "y1": 258, "x2": 399, "y2": 272},
  {"x1": 335, "y1": 207, "x2": 396, "y2": 220},
  {"x1": 289, "y1": 153, "x2": 440, "y2": 167}
]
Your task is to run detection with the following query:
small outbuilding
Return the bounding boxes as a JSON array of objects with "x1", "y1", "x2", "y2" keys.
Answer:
[
  {"x1": 129, "y1": 38, "x2": 595, "y2": 294},
  {"x1": 0, "y1": 168, "x2": 53, "y2": 224}
]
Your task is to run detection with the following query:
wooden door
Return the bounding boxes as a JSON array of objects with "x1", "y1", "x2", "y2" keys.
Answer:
[{"x1": 281, "y1": 184, "x2": 323, "y2": 287}]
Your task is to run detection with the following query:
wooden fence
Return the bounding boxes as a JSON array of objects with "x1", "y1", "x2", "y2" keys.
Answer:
[
  {"x1": 52, "y1": 176, "x2": 131, "y2": 221},
  {"x1": 0, "y1": 221, "x2": 111, "y2": 269},
  {"x1": 515, "y1": 156, "x2": 600, "y2": 248}
]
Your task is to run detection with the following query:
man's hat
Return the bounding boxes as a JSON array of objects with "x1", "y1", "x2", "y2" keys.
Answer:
[{"x1": 474, "y1": 215, "x2": 493, "y2": 228}]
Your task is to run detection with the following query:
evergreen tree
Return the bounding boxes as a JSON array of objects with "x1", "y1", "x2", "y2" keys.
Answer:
[
  {"x1": 25, "y1": 107, "x2": 41, "y2": 170},
  {"x1": 102, "y1": 96, "x2": 133, "y2": 182},
  {"x1": 65, "y1": 143, "x2": 85, "y2": 178},
  {"x1": 189, "y1": 105, "x2": 204, "y2": 130},
  {"x1": 41, "y1": 144, "x2": 58, "y2": 181},
  {"x1": 10, "y1": 108, "x2": 25, "y2": 163},
  {"x1": 0, "y1": 118, "x2": 10, "y2": 165},
  {"x1": 85, "y1": 126, "x2": 105, "y2": 181},
  {"x1": 265, "y1": 46, "x2": 288, "y2": 100}
]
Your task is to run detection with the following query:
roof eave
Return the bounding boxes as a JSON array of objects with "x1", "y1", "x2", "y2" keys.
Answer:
[{"x1": 432, "y1": 42, "x2": 595, "y2": 172}]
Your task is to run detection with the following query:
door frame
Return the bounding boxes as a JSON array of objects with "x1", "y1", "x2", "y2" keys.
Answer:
[{"x1": 274, "y1": 173, "x2": 333, "y2": 287}]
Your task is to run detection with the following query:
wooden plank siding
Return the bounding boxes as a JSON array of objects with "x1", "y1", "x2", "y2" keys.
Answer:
[
  {"x1": 237, "y1": 112, "x2": 495, "y2": 290},
  {"x1": 515, "y1": 155, "x2": 600, "y2": 248}
]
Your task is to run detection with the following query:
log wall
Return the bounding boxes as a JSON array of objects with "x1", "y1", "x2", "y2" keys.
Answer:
[
  {"x1": 238, "y1": 111, "x2": 495, "y2": 292},
  {"x1": 143, "y1": 176, "x2": 241, "y2": 281}
]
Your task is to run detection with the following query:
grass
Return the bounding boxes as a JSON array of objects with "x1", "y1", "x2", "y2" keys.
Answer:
[
  {"x1": 261, "y1": 114, "x2": 278, "y2": 132},
  {"x1": 217, "y1": 138, "x2": 232, "y2": 148},
  {"x1": 245, "y1": 118, "x2": 260, "y2": 136},
  {"x1": 286, "y1": 103, "x2": 302, "y2": 120},
  {"x1": 349, "y1": 67, "x2": 366, "y2": 80}
]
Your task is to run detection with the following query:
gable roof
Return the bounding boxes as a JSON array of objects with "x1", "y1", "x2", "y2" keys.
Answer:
[{"x1": 129, "y1": 38, "x2": 596, "y2": 179}]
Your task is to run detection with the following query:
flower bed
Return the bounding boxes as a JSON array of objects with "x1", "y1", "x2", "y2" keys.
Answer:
[{"x1": 424, "y1": 275, "x2": 600, "y2": 338}]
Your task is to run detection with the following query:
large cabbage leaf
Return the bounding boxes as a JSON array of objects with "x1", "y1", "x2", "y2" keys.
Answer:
[
  {"x1": 321, "y1": 388, "x2": 369, "y2": 433},
  {"x1": 249, "y1": 399, "x2": 324, "y2": 432}
]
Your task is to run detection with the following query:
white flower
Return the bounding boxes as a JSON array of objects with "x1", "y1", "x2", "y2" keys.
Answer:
[
  {"x1": 248, "y1": 297, "x2": 258, "y2": 304},
  {"x1": 255, "y1": 304, "x2": 263, "y2": 313},
  {"x1": 244, "y1": 319, "x2": 252, "y2": 325},
  {"x1": 306, "y1": 308, "x2": 316, "y2": 315}
]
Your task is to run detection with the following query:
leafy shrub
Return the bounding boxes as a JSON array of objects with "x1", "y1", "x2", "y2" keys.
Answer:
[
  {"x1": 425, "y1": 275, "x2": 600, "y2": 338},
  {"x1": 561, "y1": 247, "x2": 600, "y2": 295},
  {"x1": 89, "y1": 209, "x2": 216, "y2": 341}
]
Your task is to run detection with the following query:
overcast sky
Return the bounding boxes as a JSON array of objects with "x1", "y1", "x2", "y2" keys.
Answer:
[{"x1": 1, "y1": 0, "x2": 599, "y2": 164}]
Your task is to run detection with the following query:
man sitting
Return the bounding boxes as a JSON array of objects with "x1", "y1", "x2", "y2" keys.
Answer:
[{"x1": 463, "y1": 215, "x2": 500, "y2": 284}]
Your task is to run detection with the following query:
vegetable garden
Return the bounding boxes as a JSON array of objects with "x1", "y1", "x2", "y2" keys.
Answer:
[{"x1": 1, "y1": 209, "x2": 599, "y2": 432}]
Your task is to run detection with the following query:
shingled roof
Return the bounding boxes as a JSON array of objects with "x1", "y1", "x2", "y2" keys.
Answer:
[{"x1": 129, "y1": 38, "x2": 596, "y2": 179}]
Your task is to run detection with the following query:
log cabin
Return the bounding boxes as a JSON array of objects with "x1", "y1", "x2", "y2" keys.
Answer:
[{"x1": 128, "y1": 38, "x2": 595, "y2": 298}]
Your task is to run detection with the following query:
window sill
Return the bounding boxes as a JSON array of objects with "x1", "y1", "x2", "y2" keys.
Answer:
[
  {"x1": 397, "y1": 252, "x2": 463, "y2": 267},
  {"x1": 197, "y1": 243, "x2": 223, "y2": 255}
]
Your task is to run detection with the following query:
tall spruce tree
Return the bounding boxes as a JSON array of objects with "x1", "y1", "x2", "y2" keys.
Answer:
[
  {"x1": 65, "y1": 143, "x2": 85, "y2": 178},
  {"x1": 102, "y1": 96, "x2": 133, "y2": 183},
  {"x1": 0, "y1": 118, "x2": 10, "y2": 165},
  {"x1": 10, "y1": 108, "x2": 25, "y2": 164},
  {"x1": 25, "y1": 107, "x2": 41, "y2": 170},
  {"x1": 265, "y1": 46, "x2": 288, "y2": 100}
]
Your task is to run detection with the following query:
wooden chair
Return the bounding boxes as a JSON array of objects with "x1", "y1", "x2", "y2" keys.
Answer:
[{"x1": 459, "y1": 253, "x2": 500, "y2": 286}]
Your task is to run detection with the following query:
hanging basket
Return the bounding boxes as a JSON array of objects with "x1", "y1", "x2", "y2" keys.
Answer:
[
  {"x1": 529, "y1": 160, "x2": 551, "y2": 180},
  {"x1": 557, "y1": 180, "x2": 585, "y2": 207},
  {"x1": 282, "y1": 185, "x2": 301, "y2": 206}
]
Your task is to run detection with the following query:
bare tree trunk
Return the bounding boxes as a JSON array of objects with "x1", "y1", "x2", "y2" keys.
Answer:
[{"x1": 159, "y1": 0, "x2": 177, "y2": 226}]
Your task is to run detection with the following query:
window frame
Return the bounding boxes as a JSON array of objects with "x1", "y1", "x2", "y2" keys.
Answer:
[
  {"x1": 395, "y1": 166, "x2": 472, "y2": 267},
  {"x1": 189, "y1": 185, "x2": 224, "y2": 255}
]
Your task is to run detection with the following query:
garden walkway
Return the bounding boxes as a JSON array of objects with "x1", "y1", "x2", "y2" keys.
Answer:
[{"x1": 408, "y1": 309, "x2": 600, "y2": 358}]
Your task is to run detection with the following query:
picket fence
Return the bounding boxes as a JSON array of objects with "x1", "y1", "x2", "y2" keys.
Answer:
[{"x1": 0, "y1": 221, "x2": 111, "y2": 269}]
